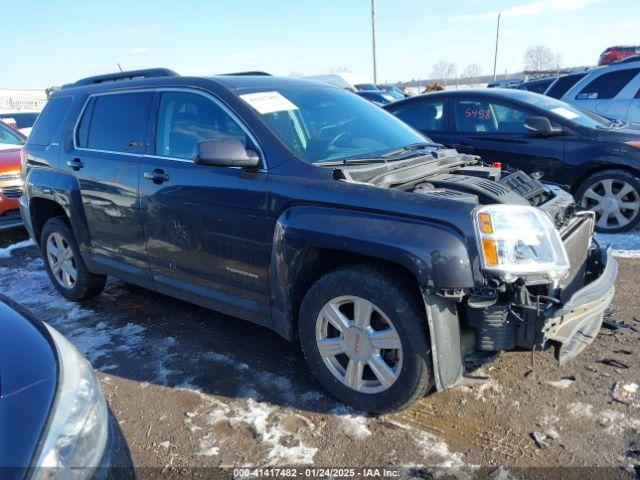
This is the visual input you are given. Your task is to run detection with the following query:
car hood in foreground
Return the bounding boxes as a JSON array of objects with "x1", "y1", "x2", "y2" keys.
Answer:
[{"x1": 0, "y1": 296, "x2": 58, "y2": 476}]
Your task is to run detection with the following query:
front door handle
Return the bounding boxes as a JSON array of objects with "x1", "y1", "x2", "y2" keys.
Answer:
[
  {"x1": 66, "y1": 158, "x2": 84, "y2": 171},
  {"x1": 143, "y1": 169, "x2": 170, "y2": 184}
]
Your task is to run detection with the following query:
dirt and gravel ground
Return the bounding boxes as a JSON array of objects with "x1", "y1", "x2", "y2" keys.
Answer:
[{"x1": 1, "y1": 228, "x2": 640, "y2": 478}]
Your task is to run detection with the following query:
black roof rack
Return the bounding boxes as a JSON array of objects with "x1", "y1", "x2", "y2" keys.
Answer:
[
  {"x1": 220, "y1": 71, "x2": 272, "y2": 76},
  {"x1": 62, "y1": 68, "x2": 178, "y2": 89}
]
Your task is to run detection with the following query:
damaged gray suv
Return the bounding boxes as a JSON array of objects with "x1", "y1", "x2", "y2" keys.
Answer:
[{"x1": 21, "y1": 69, "x2": 617, "y2": 412}]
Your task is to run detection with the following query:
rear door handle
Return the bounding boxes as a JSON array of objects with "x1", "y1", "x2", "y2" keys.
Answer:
[
  {"x1": 66, "y1": 158, "x2": 84, "y2": 171},
  {"x1": 143, "y1": 169, "x2": 170, "y2": 184}
]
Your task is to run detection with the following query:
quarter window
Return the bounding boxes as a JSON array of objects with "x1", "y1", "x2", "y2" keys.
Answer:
[
  {"x1": 576, "y1": 68, "x2": 640, "y2": 100},
  {"x1": 28, "y1": 97, "x2": 72, "y2": 146},
  {"x1": 388, "y1": 100, "x2": 445, "y2": 132},
  {"x1": 453, "y1": 100, "x2": 530, "y2": 134},
  {"x1": 155, "y1": 91, "x2": 250, "y2": 160},
  {"x1": 77, "y1": 92, "x2": 152, "y2": 153}
]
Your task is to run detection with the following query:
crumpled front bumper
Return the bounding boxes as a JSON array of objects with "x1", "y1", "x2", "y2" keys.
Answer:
[{"x1": 544, "y1": 246, "x2": 618, "y2": 364}]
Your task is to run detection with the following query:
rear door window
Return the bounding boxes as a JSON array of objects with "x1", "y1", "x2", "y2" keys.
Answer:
[
  {"x1": 77, "y1": 92, "x2": 152, "y2": 153},
  {"x1": 27, "y1": 97, "x2": 72, "y2": 146},
  {"x1": 576, "y1": 68, "x2": 640, "y2": 100},
  {"x1": 453, "y1": 99, "x2": 531, "y2": 134},
  {"x1": 546, "y1": 73, "x2": 587, "y2": 99},
  {"x1": 388, "y1": 99, "x2": 446, "y2": 132}
]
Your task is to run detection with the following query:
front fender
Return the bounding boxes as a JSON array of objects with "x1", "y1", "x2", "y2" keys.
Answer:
[{"x1": 270, "y1": 205, "x2": 474, "y2": 338}]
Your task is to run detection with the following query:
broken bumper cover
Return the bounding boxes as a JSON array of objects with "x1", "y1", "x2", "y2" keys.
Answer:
[{"x1": 544, "y1": 246, "x2": 618, "y2": 364}]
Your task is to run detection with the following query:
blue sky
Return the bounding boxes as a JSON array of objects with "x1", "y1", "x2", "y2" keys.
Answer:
[{"x1": 1, "y1": 0, "x2": 638, "y2": 88}]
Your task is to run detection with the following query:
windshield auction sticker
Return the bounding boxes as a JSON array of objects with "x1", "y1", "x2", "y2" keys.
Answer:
[
  {"x1": 551, "y1": 107, "x2": 580, "y2": 120},
  {"x1": 239, "y1": 91, "x2": 299, "y2": 114}
]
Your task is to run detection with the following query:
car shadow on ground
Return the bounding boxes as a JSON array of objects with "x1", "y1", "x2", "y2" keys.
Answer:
[{"x1": 0, "y1": 235, "x2": 351, "y2": 415}]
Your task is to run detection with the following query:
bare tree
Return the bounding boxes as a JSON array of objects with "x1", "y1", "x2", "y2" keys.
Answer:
[
  {"x1": 462, "y1": 64, "x2": 483, "y2": 84},
  {"x1": 524, "y1": 45, "x2": 561, "y2": 72},
  {"x1": 432, "y1": 60, "x2": 457, "y2": 85}
]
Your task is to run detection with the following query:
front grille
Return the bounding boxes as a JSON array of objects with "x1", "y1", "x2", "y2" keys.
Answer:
[
  {"x1": 0, "y1": 172, "x2": 21, "y2": 182},
  {"x1": 1, "y1": 187, "x2": 23, "y2": 199}
]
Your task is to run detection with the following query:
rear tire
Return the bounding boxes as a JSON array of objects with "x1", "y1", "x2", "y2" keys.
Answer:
[
  {"x1": 299, "y1": 265, "x2": 433, "y2": 413},
  {"x1": 576, "y1": 170, "x2": 640, "y2": 233},
  {"x1": 41, "y1": 217, "x2": 106, "y2": 301}
]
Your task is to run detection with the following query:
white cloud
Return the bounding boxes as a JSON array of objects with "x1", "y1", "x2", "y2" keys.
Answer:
[
  {"x1": 453, "y1": 1, "x2": 542, "y2": 21},
  {"x1": 552, "y1": 0, "x2": 604, "y2": 11},
  {"x1": 453, "y1": 0, "x2": 604, "y2": 22},
  {"x1": 124, "y1": 47, "x2": 152, "y2": 55}
]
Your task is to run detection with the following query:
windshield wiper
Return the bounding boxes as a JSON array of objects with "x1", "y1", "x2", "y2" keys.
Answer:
[
  {"x1": 379, "y1": 141, "x2": 441, "y2": 158},
  {"x1": 315, "y1": 157, "x2": 390, "y2": 166},
  {"x1": 315, "y1": 142, "x2": 442, "y2": 166}
]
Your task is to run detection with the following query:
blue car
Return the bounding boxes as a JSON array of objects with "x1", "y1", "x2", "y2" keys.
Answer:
[
  {"x1": 355, "y1": 90, "x2": 395, "y2": 106},
  {"x1": 0, "y1": 295, "x2": 133, "y2": 479}
]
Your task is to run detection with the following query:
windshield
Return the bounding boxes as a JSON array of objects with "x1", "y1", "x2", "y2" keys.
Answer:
[
  {"x1": 0, "y1": 122, "x2": 26, "y2": 145},
  {"x1": 520, "y1": 94, "x2": 611, "y2": 129},
  {"x1": 238, "y1": 86, "x2": 427, "y2": 163}
]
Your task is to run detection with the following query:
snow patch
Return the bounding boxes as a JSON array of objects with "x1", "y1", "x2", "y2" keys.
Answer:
[
  {"x1": 0, "y1": 239, "x2": 35, "y2": 259},
  {"x1": 388, "y1": 420, "x2": 466, "y2": 469},
  {"x1": 545, "y1": 378, "x2": 575, "y2": 389},
  {"x1": 597, "y1": 230, "x2": 640, "y2": 257},
  {"x1": 568, "y1": 402, "x2": 640, "y2": 433},
  {"x1": 329, "y1": 406, "x2": 371, "y2": 439},
  {"x1": 414, "y1": 430, "x2": 466, "y2": 468},
  {"x1": 185, "y1": 389, "x2": 318, "y2": 465},
  {"x1": 0, "y1": 258, "x2": 177, "y2": 378}
]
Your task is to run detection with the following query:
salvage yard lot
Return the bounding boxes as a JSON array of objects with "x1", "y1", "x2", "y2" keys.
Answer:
[{"x1": 1, "y1": 229, "x2": 639, "y2": 475}]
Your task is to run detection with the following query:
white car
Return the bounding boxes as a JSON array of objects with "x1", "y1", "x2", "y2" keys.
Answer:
[{"x1": 554, "y1": 61, "x2": 640, "y2": 124}]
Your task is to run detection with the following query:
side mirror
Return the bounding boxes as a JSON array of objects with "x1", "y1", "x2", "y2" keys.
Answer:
[
  {"x1": 194, "y1": 138, "x2": 260, "y2": 168},
  {"x1": 524, "y1": 116, "x2": 563, "y2": 136}
]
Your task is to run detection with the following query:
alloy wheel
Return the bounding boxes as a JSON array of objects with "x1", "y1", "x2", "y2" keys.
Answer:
[
  {"x1": 580, "y1": 178, "x2": 640, "y2": 230},
  {"x1": 315, "y1": 295, "x2": 403, "y2": 394},
  {"x1": 46, "y1": 232, "x2": 78, "y2": 289}
]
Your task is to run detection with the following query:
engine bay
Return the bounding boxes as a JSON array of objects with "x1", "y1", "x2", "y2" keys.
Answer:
[{"x1": 333, "y1": 148, "x2": 577, "y2": 229}]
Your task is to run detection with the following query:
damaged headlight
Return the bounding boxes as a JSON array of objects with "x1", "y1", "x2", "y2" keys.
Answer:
[
  {"x1": 474, "y1": 205, "x2": 570, "y2": 283},
  {"x1": 32, "y1": 325, "x2": 108, "y2": 479}
]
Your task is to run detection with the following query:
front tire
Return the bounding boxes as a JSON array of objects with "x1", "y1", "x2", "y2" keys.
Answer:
[
  {"x1": 576, "y1": 170, "x2": 640, "y2": 233},
  {"x1": 299, "y1": 265, "x2": 433, "y2": 413},
  {"x1": 41, "y1": 217, "x2": 106, "y2": 301}
]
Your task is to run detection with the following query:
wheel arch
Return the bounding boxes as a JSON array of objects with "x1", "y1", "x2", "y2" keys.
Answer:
[
  {"x1": 24, "y1": 168, "x2": 91, "y2": 251},
  {"x1": 269, "y1": 205, "x2": 475, "y2": 340},
  {"x1": 29, "y1": 197, "x2": 69, "y2": 244},
  {"x1": 285, "y1": 247, "x2": 422, "y2": 339},
  {"x1": 570, "y1": 163, "x2": 640, "y2": 195}
]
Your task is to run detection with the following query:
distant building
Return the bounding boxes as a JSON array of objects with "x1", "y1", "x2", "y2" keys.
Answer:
[{"x1": 0, "y1": 89, "x2": 47, "y2": 113}]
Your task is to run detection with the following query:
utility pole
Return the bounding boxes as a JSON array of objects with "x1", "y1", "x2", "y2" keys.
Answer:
[
  {"x1": 492, "y1": 11, "x2": 501, "y2": 81},
  {"x1": 371, "y1": 0, "x2": 378, "y2": 84}
]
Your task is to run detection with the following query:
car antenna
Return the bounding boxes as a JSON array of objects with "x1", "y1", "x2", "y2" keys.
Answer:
[{"x1": 117, "y1": 63, "x2": 123, "y2": 72}]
